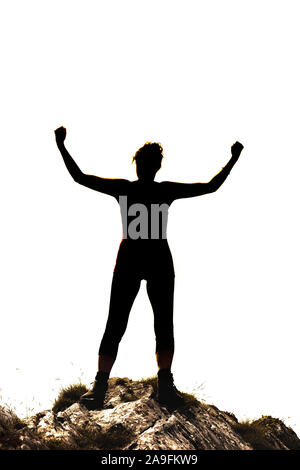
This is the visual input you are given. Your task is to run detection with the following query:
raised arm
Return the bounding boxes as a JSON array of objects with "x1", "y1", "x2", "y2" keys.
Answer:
[
  {"x1": 207, "y1": 141, "x2": 244, "y2": 192},
  {"x1": 163, "y1": 141, "x2": 244, "y2": 201},
  {"x1": 54, "y1": 126, "x2": 128, "y2": 197}
]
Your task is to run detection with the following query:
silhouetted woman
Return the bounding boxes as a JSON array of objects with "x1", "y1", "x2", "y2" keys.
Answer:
[{"x1": 55, "y1": 126, "x2": 243, "y2": 409}]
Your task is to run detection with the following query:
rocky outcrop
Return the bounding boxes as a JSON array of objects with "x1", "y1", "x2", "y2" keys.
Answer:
[{"x1": 0, "y1": 377, "x2": 299, "y2": 450}]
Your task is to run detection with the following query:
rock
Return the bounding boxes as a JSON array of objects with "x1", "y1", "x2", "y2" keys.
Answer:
[{"x1": 0, "y1": 378, "x2": 299, "y2": 450}]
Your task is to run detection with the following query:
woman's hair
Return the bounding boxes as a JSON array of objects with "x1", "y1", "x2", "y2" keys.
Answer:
[{"x1": 132, "y1": 142, "x2": 164, "y2": 171}]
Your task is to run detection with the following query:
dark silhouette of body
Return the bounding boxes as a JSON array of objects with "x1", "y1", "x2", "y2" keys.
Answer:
[{"x1": 54, "y1": 126, "x2": 243, "y2": 409}]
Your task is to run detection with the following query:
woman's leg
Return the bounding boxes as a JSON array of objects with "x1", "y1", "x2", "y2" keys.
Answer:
[
  {"x1": 80, "y1": 271, "x2": 140, "y2": 410},
  {"x1": 97, "y1": 354, "x2": 116, "y2": 374},
  {"x1": 146, "y1": 274, "x2": 175, "y2": 370},
  {"x1": 146, "y1": 274, "x2": 184, "y2": 408},
  {"x1": 98, "y1": 270, "x2": 141, "y2": 372},
  {"x1": 156, "y1": 349, "x2": 174, "y2": 370}
]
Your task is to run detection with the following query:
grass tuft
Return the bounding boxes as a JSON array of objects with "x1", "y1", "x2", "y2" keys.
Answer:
[
  {"x1": 43, "y1": 423, "x2": 135, "y2": 450},
  {"x1": 0, "y1": 408, "x2": 26, "y2": 449},
  {"x1": 52, "y1": 383, "x2": 89, "y2": 413},
  {"x1": 232, "y1": 419, "x2": 274, "y2": 450},
  {"x1": 233, "y1": 416, "x2": 300, "y2": 450},
  {"x1": 134, "y1": 376, "x2": 158, "y2": 393},
  {"x1": 179, "y1": 391, "x2": 199, "y2": 407}
]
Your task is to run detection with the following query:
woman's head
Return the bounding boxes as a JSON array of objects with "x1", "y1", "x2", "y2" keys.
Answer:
[{"x1": 132, "y1": 142, "x2": 164, "y2": 181}]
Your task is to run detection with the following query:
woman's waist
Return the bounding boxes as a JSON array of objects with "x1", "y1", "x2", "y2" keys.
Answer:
[
  {"x1": 120, "y1": 237, "x2": 169, "y2": 244},
  {"x1": 115, "y1": 238, "x2": 174, "y2": 275},
  {"x1": 118, "y1": 237, "x2": 172, "y2": 258}
]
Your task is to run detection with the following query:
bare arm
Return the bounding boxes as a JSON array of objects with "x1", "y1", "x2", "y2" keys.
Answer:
[
  {"x1": 206, "y1": 141, "x2": 243, "y2": 192},
  {"x1": 54, "y1": 126, "x2": 128, "y2": 197},
  {"x1": 163, "y1": 141, "x2": 244, "y2": 201}
]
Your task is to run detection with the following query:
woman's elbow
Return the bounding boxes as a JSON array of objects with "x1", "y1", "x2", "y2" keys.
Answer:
[
  {"x1": 206, "y1": 182, "x2": 219, "y2": 193},
  {"x1": 73, "y1": 171, "x2": 85, "y2": 184}
]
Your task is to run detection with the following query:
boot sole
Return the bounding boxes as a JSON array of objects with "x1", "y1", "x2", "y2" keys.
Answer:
[
  {"x1": 157, "y1": 395, "x2": 185, "y2": 410},
  {"x1": 79, "y1": 398, "x2": 104, "y2": 411}
]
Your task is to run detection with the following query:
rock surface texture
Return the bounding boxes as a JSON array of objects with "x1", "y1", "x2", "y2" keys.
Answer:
[{"x1": 0, "y1": 377, "x2": 299, "y2": 450}]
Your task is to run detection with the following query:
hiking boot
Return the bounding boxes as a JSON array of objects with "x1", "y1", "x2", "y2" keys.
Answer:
[
  {"x1": 157, "y1": 369, "x2": 185, "y2": 410},
  {"x1": 79, "y1": 371, "x2": 109, "y2": 410}
]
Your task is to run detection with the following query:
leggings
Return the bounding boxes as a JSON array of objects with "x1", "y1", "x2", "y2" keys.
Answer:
[{"x1": 99, "y1": 239, "x2": 175, "y2": 358}]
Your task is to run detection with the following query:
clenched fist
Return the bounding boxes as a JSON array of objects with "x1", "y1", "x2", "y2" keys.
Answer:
[
  {"x1": 55, "y1": 126, "x2": 67, "y2": 144},
  {"x1": 231, "y1": 141, "x2": 244, "y2": 158}
]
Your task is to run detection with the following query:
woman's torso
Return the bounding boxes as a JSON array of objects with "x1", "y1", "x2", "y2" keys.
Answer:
[{"x1": 114, "y1": 181, "x2": 175, "y2": 279}]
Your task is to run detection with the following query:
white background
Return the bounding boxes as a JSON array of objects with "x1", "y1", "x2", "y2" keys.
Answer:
[{"x1": 1, "y1": 0, "x2": 299, "y2": 436}]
